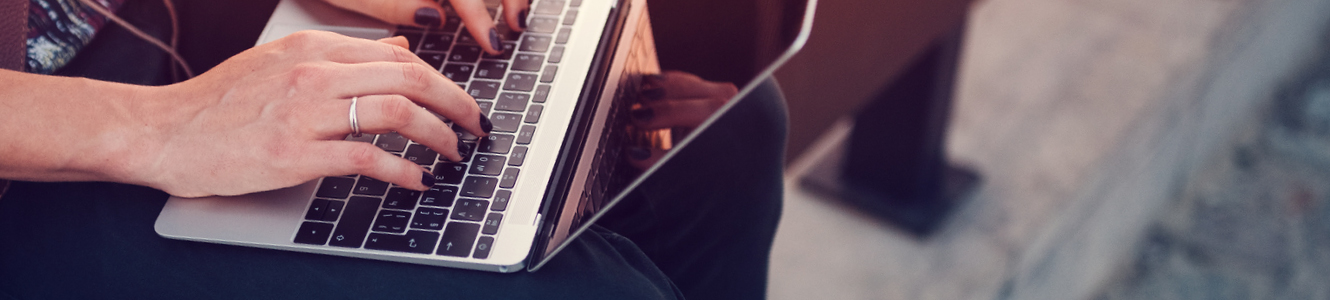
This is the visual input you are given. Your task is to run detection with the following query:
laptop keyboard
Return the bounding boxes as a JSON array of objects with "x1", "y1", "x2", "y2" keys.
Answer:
[{"x1": 292, "y1": 0, "x2": 579, "y2": 260}]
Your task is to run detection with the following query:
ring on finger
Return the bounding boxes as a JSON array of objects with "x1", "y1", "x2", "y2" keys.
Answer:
[{"x1": 349, "y1": 96, "x2": 363, "y2": 137}]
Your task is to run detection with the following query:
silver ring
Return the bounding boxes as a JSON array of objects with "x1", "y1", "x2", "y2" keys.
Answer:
[{"x1": 349, "y1": 96, "x2": 363, "y2": 137}]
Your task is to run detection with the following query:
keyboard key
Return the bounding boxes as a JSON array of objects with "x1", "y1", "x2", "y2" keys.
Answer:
[
  {"x1": 442, "y1": 15, "x2": 462, "y2": 32},
  {"x1": 411, "y1": 207, "x2": 450, "y2": 230},
  {"x1": 477, "y1": 101, "x2": 493, "y2": 116},
  {"x1": 470, "y1": 155, "x2": 506, "y2": 176},
  {"x1": 468, "y1": 81, "x2": 500, "y2": 99},
  {"x1": 383, "y1": 187, "x2": 421, "y2": 210},
  {"x1": 482, "y1": 213, "x2": 503, "y2": 234},
  {"x1": 456, "y1": 28, "x2": 478, "y2": 44},
  {"x1": 492, "y1": 190, "x2": 512, "y2": 211},
  {"x1": 548, "y1": 46, "x2": 564, "y2": 63},
  {"x1": 365, "y1": 230, "x2": 439, "y2": 254},
  {"x1": 324, "y1": 200, "x2": 344, "y2": 222},
  {"x1": 316, "y1": 177, "x2": 355, "y2": 199},
  {"x1": 528, "y1": 16, "x2": 558, "y2": 34},
  {"x1": 503, "y1": 73, "x2": 538, "y2": 91},
  {"x1": 372, "y1": 209, "x2": 412, "y2": 233},
  {"x1": 569, "y1": 0, "x2": 580, "y2": 7},
  {"x1": 452, "y1": 124, "x2": 479, "y2": 142},
  {"x1": 534, "y1": 85, "x2": 551, "y2": 103},
  {"x1": 442, "y1": 64, "x2": 474, "y2": 82},
  {"x1": 452, "y1": 198, "x2": 489, "y2": 221},
  {"x1": 449, "y1": 44, "x2": 483, "y2": 62},
  {"x1": 519, "y1": 35, "x2": 552, "y2": 52},
  {"x1": 473, "y1": 236, "x2": 495, "y2": 259},
  {"x1": 556, "y1": 28, "x2": 571, "y2": 44},
  {"x1": 433, "y1": 162, "x2": 467, "y2": 184},
  {"x1": 458, "y1": 141, "x2": 477, "y2": 162},
  {"x1": 420, "y1": 33, "x2": 455, "y2": 52},
  {"x1": 533, "y1": 0, "x2": 563, "y2": 15},
  {"x1": 540, "y1": 65, "x2": 557, "y2": 83},
  {"x1": 352, "y1": 176, "x2": 390, "y2": 196},
  {"x1": 490, "y1": 113, "x2": 523, "y2": 133},
  {"x1": 421, "y1": 185, "x2": 458, "y2": 207},
  {"x1": 403, "y1": 144, "x2": 439, "y2": 165},
  {"x1": 563, "y1": 9, "x2": 577, "y2": 25},
  {"x1": 304, "y1": 199, "x2": 330, "y2": 221},
  {"x1": 293, "y1": 221, "x2": 335, "y2": 245},
  {"x1": 496, "y1": 93, "x2": 530, "y2": 112},
  {"x1": 476, "y1": 61, "x2": 508, "y2": 79},
  {"x1": 460, "y1": 176, "x2": 499, "y2": 198},
  {"x1": 421, "y1": 52, "x2": 447, "y2": 69},
  {"x1": 512, "y1": 53, "x2": 544, "y2": 71},
  {"x1": 479, "y1": 134, "x2": 515, "y2": 154},
  {"x1": 517, "y1": 125, "x2": 536, "y2": 144},
  {"x1": 437, "y1": 222, "x2": 481, "y2": 257},
  {"x1": 482, "y1": 42, "x2": 516, "y2": 60},
  {"x1": 508, "y1": 147, "x2": 528, "y2": 167},
  {"x1": 345, "y1": 133, "x2": 376, "y2": 143},
  {"x1": 375, "y1": 132, "x2": 409, "y2": 152},
  {"x1": 525, "y1": 105, "x2": 543, "y2": 123},
  {"x1": 397, "y1": 31, "x2": 424, "y2": 50},
  {"x1": 499, "y1": 168, "x2": 519, "y2": 188},
  {"x1": 328, "y1": 196, "x2": 381, "y2": 248}
]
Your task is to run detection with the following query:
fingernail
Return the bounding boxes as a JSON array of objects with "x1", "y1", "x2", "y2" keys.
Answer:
[
  {"x1": 458, "y1": 142, "x2": 472, "y2": 158},
  {"x1": 518, "y1": 9, "x2": 529, "y2": 29},
  {"x1": 631, "y1": 107, "x2": 654, "y2": 122},
  {"x1": 641, "y1": 88, "x2": 665, "y2": 100},
  {"x1": 421, "y1": 171, "x2": 438, "y2": 187},
  {"x1": 479, "y1": 113, "x2": 493, "y2": 133},
  {"x1": 488, "y1": 28, "x2": 503, "y2": 52},
  {"x1": 414, "y1": 8, "x2": 441, "y2": 27},
  {"x1": 628, "y1": 147, "x2": 651, "y2": 161}
]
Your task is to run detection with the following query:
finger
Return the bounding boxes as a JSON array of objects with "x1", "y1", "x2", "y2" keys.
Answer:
[
  {"x1": 341, "y1": 95, "x2": 464, "y2": 162},
  {"x1": 317, "y1": 35, "x2": 433, "y2": 69},
  {"x1": 322, "y1": 0, "x2": 447, "y2": 28},
  {"x1": 304, "y1": 141, "x2": 435, "y2": 191},
  {"x1": 501, "y1": 0, "x2": 529, "y2": 32},
  {"x1": 630, "y1": 98, "x2": 727, "y2": 130},
  {"x1": 307, "y1": 61, "x2": 489, "y2": 137},
  {"x1": 376, "y1": 36, "x2": 410, "y2": 49},
  {"x1": 448, "y1": 0, "x2": 504, "y2": 54},
  {"x1": 642, "y1": 71, "x2": 739, "y2": 101},
  {"x1": 625, "y1": 146, "x2": 664, "y2": 171}
]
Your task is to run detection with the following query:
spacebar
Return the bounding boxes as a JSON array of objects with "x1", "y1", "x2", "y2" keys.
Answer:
[{"x1": 328, "y1": 196, "x2": 381, "y2": 248}]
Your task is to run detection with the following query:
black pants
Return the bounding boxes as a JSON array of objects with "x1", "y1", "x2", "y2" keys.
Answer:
[{"x1": 1, "y1": 1, "x2": 788, "y2": 298}]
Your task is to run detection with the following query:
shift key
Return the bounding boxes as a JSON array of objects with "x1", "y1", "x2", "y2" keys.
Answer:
[{"x1": 328, "y1": 196, "x2": 381, "y2": 248}]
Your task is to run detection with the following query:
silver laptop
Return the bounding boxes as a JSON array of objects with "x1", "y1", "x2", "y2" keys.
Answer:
[{"x1": 155, "y1": 0, "x2": 815, "y2": 273}]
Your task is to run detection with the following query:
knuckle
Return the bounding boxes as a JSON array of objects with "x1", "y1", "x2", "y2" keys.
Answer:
[
  {"x1": 288, "y1": 63, "x2": 328, "y2": 88},
  {"x1": 378, "y1": 97, "x2": 417, "y2": 128},
  {"x1": 399, "y1": 63, "x2": 434, "y2": 90},
  {"x1": 347, "y1": 143, "x2": 382, "y2": 171}
]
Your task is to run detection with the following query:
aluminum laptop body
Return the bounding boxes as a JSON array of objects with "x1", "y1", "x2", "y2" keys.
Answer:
[{"x1": 155, "y1": 0, "x2": 815, "y2": 273}]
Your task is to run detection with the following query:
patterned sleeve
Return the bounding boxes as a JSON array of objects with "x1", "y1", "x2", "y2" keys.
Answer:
[{"x1": 25, "y1": 0, "x2": 123, "y2": 74}]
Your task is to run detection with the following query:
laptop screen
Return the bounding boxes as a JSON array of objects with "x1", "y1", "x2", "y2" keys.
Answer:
[{"x1": 529, "y1": 0, "x2": 814, "y2": 270}]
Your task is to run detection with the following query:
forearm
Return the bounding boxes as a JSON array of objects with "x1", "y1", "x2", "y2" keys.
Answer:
[{"x1": 0, "y1": 69, "x2": 173, "y2": 185}]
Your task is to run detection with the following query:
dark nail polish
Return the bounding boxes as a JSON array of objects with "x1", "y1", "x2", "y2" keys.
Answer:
[
  {"x1": 458, "y1": 142, "x2": 472, "y2": 158},
  {"x1": 641, "y1": 88, "x2": 665, "y2": 100},
  {"x1": 414, "y1": 8, "x2": 441, "y2": 27},
  {"x1": 631, "y1": 107, "x2": 654, "y2": 122},
  {"x1": 479, "y1": 113, "x2": 493, "y2": 133},
  {"x1": 421, "y1": 171, "x2": 437, "y2": 187},
  {"x1": 488, "y1": 29, "x2": 503, "y2": 53},
  {"x1": 518, "y1": 9, "x2": 529, "y2": 29},
  {"x1": 628, "y1": 147, "x2": 651, "y2": 161}
]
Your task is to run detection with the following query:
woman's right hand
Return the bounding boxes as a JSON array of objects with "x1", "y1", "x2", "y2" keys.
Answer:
[{"x1": 125, "y1": 31, "x2": 488, "y2": 197}]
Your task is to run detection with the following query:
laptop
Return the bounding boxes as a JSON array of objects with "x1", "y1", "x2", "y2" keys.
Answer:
[{"x1": 155, "y1": 0, "x2": 815, "y2": 273}]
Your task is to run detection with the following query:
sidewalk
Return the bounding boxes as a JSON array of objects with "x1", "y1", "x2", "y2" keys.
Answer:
[{"x1": 768, "y1": 0, "x2": 1330, "y2": 299}]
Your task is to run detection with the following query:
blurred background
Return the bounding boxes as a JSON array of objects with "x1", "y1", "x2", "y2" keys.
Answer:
[{"x1": 763, "y1": 0, "x2": 1330, "y2": 299}]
